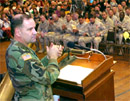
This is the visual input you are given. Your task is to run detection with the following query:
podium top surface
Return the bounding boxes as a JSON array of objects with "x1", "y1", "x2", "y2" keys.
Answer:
[{"x1": 58, "y1": 53, "x2": 113, "y2": 70}]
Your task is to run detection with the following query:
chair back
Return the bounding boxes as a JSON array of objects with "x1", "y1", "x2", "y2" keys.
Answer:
[
  {"x1": 107, "y1": 30, "x2": 116, "y2": 43},
  {"x1": 0, "y1": 72, "x2": 14, "y2": 100}
]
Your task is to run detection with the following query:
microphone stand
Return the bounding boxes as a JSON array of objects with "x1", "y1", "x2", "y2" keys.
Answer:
[
  {"x1": 75, "y1": 51, "x2": 92, "y2": 61},
  {"x1": 67, "y1": 48, "x2": 70, "y2": 60}
]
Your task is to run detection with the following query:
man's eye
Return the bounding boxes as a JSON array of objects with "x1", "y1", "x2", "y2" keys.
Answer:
[{"x1": 28, "y1": 28, "x2": 33, "y2": 31}]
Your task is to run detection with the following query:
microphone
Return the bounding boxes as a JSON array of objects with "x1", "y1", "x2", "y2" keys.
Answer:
[
  {"x1": 63, "y1": 47, "x2": 86, "y2": 55},
  {"x1": 67, "y1": 42, "x2": 107, "y2": 60},
  {"x1": 67, "y1": 42, "x2": 91, "y2": 51}
]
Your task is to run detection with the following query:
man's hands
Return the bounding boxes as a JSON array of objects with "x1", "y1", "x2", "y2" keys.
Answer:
[
  {"x1": 46, "y1": 43, "x2": 64, "y2": 59},
  {"x1": 62, "y1": 25, "x2": 67, "y2": 30},
  {"x1": 96, "y1": 32, "x2": 101, "y2": 37},
  {"x1": 73, "y1": 29, "x2": 78, "y2": 33}
]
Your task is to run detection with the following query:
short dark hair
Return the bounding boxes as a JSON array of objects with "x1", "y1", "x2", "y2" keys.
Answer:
[
  {"x1": 125, "y1": 6, "x2": 130, "y2": 10},
  {"x1": 89, "y1": 14, "x2": 96, "y2": 19},
  {"x1": 78, "y1": 15, "x2": 84, "y2": 19},
  {"x1": 66, "y1": 13, "x2": 71, "y2": 16},
  {"x1": 102, "y1": 10, "x2": 107, "y2": 14},
  {"x1": 11, "y1": 14, "x2": 32, "y2": 36}
]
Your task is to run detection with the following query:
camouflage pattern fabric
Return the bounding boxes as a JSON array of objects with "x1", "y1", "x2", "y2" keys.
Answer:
[{"x1": 6, "y1": 39, "x2": 60, "y2": 101}]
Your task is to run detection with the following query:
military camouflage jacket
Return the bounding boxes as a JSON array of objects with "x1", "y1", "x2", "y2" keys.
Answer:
[{"x1": 6, "y1": 39, "x2": 60, "y2": 101}]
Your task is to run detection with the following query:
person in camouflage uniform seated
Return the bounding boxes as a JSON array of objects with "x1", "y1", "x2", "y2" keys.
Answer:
[{"x1": 5, "y1": 14, "x2": 63, "y2": 101}]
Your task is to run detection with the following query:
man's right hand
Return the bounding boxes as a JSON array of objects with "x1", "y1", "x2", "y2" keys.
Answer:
[{"x1": 46, "y1": 43, "x2": 64, "y2": 59}]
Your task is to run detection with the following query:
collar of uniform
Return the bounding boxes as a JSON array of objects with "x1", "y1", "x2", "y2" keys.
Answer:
[{"x1": 11, "y1": 39, "x2": 28, "y2": 49}]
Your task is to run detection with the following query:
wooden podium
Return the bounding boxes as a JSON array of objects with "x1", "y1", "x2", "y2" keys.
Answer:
[{"x1": 53, "y1": 52, "x2": 115, "y2": 100}]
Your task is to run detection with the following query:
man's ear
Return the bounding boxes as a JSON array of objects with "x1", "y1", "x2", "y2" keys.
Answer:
[{"x1": 15, "y1": 28, "x2": 21, "y2": 37}]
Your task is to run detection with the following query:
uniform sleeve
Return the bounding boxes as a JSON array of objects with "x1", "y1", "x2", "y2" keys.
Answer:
[
  {"x1": 19, "y1": 53, "x2": 60, "y2": 85},
  {"x1": 99, "y1": 23, "x2": 107, "y2": 36},
  {"x1": 41, "y1": 56, "x2": 49, "y2": 66},
  {"x1": 78, "y1": 23, "x2": 88, "y2": 35},
  {"x1": 123, "y1": 19, "x2": 130, "y2": 31}
]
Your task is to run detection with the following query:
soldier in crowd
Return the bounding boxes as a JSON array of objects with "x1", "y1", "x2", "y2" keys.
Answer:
[
  {"x1": 121, "y1": 1, "x2": 127, "y2": 10},
  {"x1": 65, "y1": 15, "x2": 88, "y2": 47},
  {"x1": 90, "y1": 10, "x2": 102, "y2": 22},
  {"x1": 46, "y1": 13, "x2": 63, "y2": 45},
  {"x1": 115, "y1": 10, "x2": 130, "y2": 45},
  {"x1": 5, "y1": 14, "x2": 63, "y2": 101},
  {"x1": 59, "y1": 9, "x2": 66, "y2": 21},
  {"x1": 62, "y1": 13, "x2": 78, "y2": 47},
  {"x1": 95, "y1": 10, "x2": 102, "y2": 21},
  {"x1": 118, "y1": 4, "x2": 124, "y2": 12},
  {"x1": 101, "y1": 11, "x2": 114, "y2": 42},
  {"x1": 36, "y1": 14, "x2": 49, "y2": 53},
  {"x1": 71, "y1": 12, "x2": 79, "y2": 25},
  {"x1": 62, "y1": 13, "x2": 76, "y2": 34},
  {"x1": 95, "y1": 5, "x2": 102, "y2": 16},
  {"x1": 108, "y1": 9, "x2": 118, "y2": 25},
  {"x1": 105, "y1": 5, "x2": 111, "y2": 14},
  {"x1": 74, "y1": 15, "x2": 88, "y2": 36},
  {"x1": 125, "y1": 6, "x2": 130, "y2": 18},
  {"x1": 112, "y1": 6, "x2": 119, "y2": 18},
  {"x1": 78, "y1": 14, "x2": 106, "y2": 49},
  {"x1": 114, "y1": 10, "x2": 130, "y2": 55}
]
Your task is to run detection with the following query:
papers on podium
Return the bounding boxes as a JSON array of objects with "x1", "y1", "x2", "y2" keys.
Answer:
[{"x1": 58, "y1": 65, "x2": 94, "y2": 84}]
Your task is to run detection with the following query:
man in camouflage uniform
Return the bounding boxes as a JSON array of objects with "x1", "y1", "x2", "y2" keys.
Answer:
[{"x1": 6, "y1": 14, "x2": 63, "y2": 101}]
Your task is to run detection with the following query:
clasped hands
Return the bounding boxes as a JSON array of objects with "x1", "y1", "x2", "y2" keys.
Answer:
[{"x1": 46, "y1": 43, "x2": 64, "y2": 59}]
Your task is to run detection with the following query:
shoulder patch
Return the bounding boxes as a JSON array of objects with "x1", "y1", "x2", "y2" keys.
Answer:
[{"x1": 22, "y1": 53, "x2": 32, "y2": 61}]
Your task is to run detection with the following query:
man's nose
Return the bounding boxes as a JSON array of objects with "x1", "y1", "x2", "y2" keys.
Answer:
[{"x1": 33, "y1": 29, "x2": 37, "y2": 35}]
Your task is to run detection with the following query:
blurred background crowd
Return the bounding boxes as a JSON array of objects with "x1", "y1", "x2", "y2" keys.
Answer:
[{"x1": 0, "y1": 0, "x2": 130, "y2": 54}]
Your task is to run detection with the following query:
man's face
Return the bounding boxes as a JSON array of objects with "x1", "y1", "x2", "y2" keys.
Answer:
[
  {"x1": 40, "y1": 15, "x2": 45, "y2": 22},
  {"x1": 108, "y1": 10, "x2": 113, "y2": 17},
  {"x1": 90, "y1": 17, "x2": 95, "y2": 24},
  {"x1": 95, "y1": 6, "x2": 99, "y2": 11},
  {"x1": 79, "y1": 18, "x2": 84, "y2": 24},
  {"x1": 52, "y1": 16, "x2": 58, "y2": 22},
  {"x1": 19, "y1": 18, "x2": 37, "y2": 45},
  {"x1": 112, "y1": 7, "x2": 117, "y2": 13},
  {"x1": 125, "y1": 9, "x2": 130, "y2": 15},
  {"x1": 119, "y1": 12, "x2": 125, "y2": 20},
  {"x1": 66, "y1": 15, "x2": 71, "y2": 22},
  {"x1": 121, "y1": 1, "x2": 126, "y2": 7},
  {"x1": 102, "y1": 12, "x2": 107, "y2": 20},
  {"x1": 118, "y1": 5, "x2": 123, "y2": 11}
]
